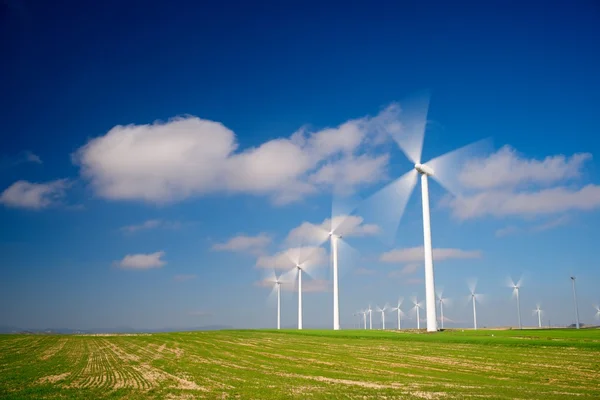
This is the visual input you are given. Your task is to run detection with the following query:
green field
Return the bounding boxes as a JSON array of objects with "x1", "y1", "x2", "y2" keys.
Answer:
[{"x1": 1, "y1": 329, "x2": 599, "y2": 399}]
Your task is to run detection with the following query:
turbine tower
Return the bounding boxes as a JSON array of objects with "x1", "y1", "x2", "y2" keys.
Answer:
[
  {"x1": 412, "y1": 297, "x2": 423, "y2": 330},
  {"x1": 594, "y1": 305, "x2": 600, "y2": 321},
  {"x1": 391, "y1": 298, "x2": 404, "y2": 330},
  {"x1": 468, "y1": 280, "x2": 483, "y2": 330},
  {"x1": 357, "y1": 95, "x2": 490, "y2": 333},
  {"x1": 362, "y1": 310, "x2": 367, "y2": 329},
  {"x1": 534, "y1": 305, "x2": 542, "y2": 328},
  {"x1": 509, "y1": 277, "x2": 523, "y2": 329},
  {"x1": 571, "y1": 276, "x2": 580, "y2": 329},
  {"x1": 368, "y1": 305, "x2": 373, "y2": 330},
  {"x1": 376, "y1": 305, "x2": 388, "y2": 330},
  {"x1": 263, "y1": 270, "x2": 289, "y2": 330},
  {"x1": 296, "y1": 264, "x2": 303, "y2": 330},
  {"x1": 437, "y1": 290, "x2": 450, "y2": 330},
  {"x1": 330, "y1": 232, "x2": 341, "y2": 330}
]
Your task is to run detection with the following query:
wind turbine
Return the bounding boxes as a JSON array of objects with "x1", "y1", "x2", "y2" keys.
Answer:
[
  {"x1": 376, "y1": 304, "x2": 389, "y2": 330},
  {"x1": 508, "y1": 276, "x2": 523, "y2": 329},
  {"x1": 571, "y1": 276, "x2": 580, "y2": 329},
  {"x1": 362, "y1": 309, "x2": 368, "y2": 329},
  {"x1": 412, "y1": 296, "x2": 423, "y2": 330},
  {"x1": 368, "y1": 305, "x2": 373, "y2": 330},
  {"x1": 437, "y1": 290, "x2": 450, "y2": 330},
  {"x1": 391, "y1": 298, "x2": 404, "y2": 330},
  {"x1": 357, "y1": 95, "x2": 491, "y2": 333},
  {"x1": 468, "y1": 279, "x2": 484, "y2": 330},
  {"x1": 263, "y1": 270, "x2": 289, "y2": 330},
  {"x1": 594, "y1": 305, "x2": 600, "y2": 320},
  {"x1": 533, "y1": 305, "x2": 543, "y2": 328}
]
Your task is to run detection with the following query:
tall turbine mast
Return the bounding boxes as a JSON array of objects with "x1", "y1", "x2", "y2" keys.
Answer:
[
  {"x1": 297, "y1": 264, "x2": 303, "y2": 330},
  {"x1": 330, "y1": 232, "x2": 341, "y2": 330},
  {"x1": 415, "y1": 163, "x2": 438, "y2": 332},
  {"x1": 276, "y1": 280, "x2": 281, "y2": 330},
  {"x1": 534, "y1": 305, "x2": 542, "y2": 328},
  {"x1": 571, "y1": 276, "x2": 580, "y2": 329}
]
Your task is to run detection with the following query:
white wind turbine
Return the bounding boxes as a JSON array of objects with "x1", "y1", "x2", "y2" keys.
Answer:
[
  {"x1": 412, "y1": 296, "x2": 423, "y2": 330},
  {"x1": 467, "y1": 279, "x2": 484, "y2": 330},
  {"x1": 533, "y1": 305, "x2": 543, "y2": 328},
  {"x1": 282, "y1": 248, "x2": 323, "y2": 331},
  {"x1": 594, "y1": 304, "x2": 600, "y2": 321},
  {"x1": 376, "y1": 304, "x2": 389, "y2": 330},
  {"x1": 358, "y1": 95, "x2": 491, "y2": 332},
  {"x1": 391, "y1": 297, "x2": 404, "y2": 330},
  {"x1": 263, "y1": 270, "x2": 291, "y2": 330},
  {"x1": 508, "y1": 276, "x2": 523, "y2": 329},
  {"x1": 288, "y1": 199, "x2": 363, "y2": 331},
  {"x1": 368, "y1": 305, "x2": 373, "y2": 330},
  {"x1": 361, "y1": 309, "x2": 368, "y2": 329},
  {"x1": 437, "y1": 290, "x2": 450, "y2": 330}
]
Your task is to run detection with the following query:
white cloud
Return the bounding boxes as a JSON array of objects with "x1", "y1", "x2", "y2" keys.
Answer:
[
  {"x1": 459, "y1": 145, "x2": 591, "y2": 190},
  {"x1": 495, "y1": 226, "x2": 520, "y2": 237},
  {"x1": 255, "y1": 246, "x2": 328, "y2": 270},
  {"x1": 116, "y1": 251, "x2": 166, "y2": 270},
  {"x1": 380, "y1": 247, "x2": 482, "y2": 263},
  {"x1": 0, "y1": 179, "x2": 69, "y2": 209},
  {"x1": 531, "y1": 215, "x2": 570, "y2": 232},
  {"x1": 23, "y1": 151, "x2": 42, "y2": 164},
  {"x1": 448, "y1": 147, "x2": 600, "y2": 220},
  {"x1": 354, "y1": 267, "x2": 376, "y2": 275},
  {"x1": 174, "y1": 274, "x2": 197, "y2": 282},
  {"x1": 212, "y1": 233, "x2": 271, "y2": 255},
  {"x1": 450, "y1": 185, "x2": 600, "y2": 219},
  {"x1": 286, "y1": 215, "x2": 379, "y2": 245},
  {"x1": 254, "y1": 277, "x2": 330, "y2": 293},
  {"x1": 73, "y1": 106, "x2": 399, "y2": 205},
  {"x1": 120, "y1": 219, "x2": 162, "y2": 233}
]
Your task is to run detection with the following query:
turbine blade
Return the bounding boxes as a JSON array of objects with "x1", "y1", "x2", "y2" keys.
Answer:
[
  {"x1": 331, "y1": 192, "x2": 361, "y2": 234},
  {"x1": 467, "y1": 278, "x2": 478, "y2": 294},
  {"x1": 335, "y1": 237, "x2": 361, "y2": 279},
  {"x1": 356, "y1": 169, "x2": 418, "y2": 246},
  {"x1": 389, "y1": 92, "x2": 430, "y2": 165},
  {"x1": 425, "y1": 137, "x2": 493, "y2": 198}
]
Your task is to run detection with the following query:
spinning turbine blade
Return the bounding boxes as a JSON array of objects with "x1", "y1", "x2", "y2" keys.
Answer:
[
  {"x1": 467, "y1": 278, "x2": 478, "y2": 295},
  {"x1": 425, "y1": 137, "x2": 493, "y2": 198},
  {"x1": 388, "y1": 92, "x2": 430, "y2": 165},
  {"x1": 357, "y1": 169, "x2": 418, "y2": 246}
]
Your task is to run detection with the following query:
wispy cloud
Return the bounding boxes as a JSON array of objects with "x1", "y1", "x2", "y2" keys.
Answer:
[
  {"x1": 188, "y1": 310, "x2": 212, "y2": 317},
  {"x1": 495, "y1": 226, "x2": 520, "y2": 237},
  {"x1": 531, "y1": 215, "x2": 570, "y2": 232},
  {"x1": 116, "y1": 251, "x2": 166, "y2": 270},
  {"x1": 286, "y1": 215, "x2": 379, "y2": 245},
  {"x1": 174, "y1": 274, "x2": 197, "y2": 282},
  {"x1": 449, "y1": 146, "x2": 600, "y2": 219},
  {"x1": 354, "y1": 267, "x2": 376, "y2": 275},
  {"x1": 212, "y1": 233, "x2": 271, "y2": 255},
  {"x1": 72, "y1": 106, "x2": 400, "y2": 205},
  {"x1": 380, "y1": 247, "x2": 482, "y2": 263},
  {"x1": 0, "y1": 179, "x2": 69, "y2": 210},
  {"x1": 0, "y1": 150, "x2": 42, "y2": 168},
  {"x1": 255, "y1": 246, "x2": 328, "y2": 271},
  {"x1": 120, "y1": 219, "x2": 182, "y2": 233}
]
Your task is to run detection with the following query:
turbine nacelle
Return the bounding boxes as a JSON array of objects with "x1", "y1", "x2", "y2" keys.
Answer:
[
  {"x1": 414, "y1": 163, "x2": 435, "y2": 176},
  {"x1": 328, "y1": 231, "x2": 342, "y2": 239}
]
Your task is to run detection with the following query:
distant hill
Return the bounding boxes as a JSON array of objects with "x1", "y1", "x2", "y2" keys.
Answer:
[{"x1": 0, "y1": 325, "x2": 233, "y2": 334}]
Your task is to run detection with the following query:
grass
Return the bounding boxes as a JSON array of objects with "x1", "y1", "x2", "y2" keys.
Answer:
[{"x1": 1, "y1": 328, "x2": 599, "y2": 399}]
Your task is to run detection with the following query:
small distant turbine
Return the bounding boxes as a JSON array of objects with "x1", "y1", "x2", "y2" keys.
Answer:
[
  {"x1": 508, "y1": 276, "x2": 523, "y2": 329},
  {"x1": 391, "y1": 297, "x2": 404, "y2": 330},
  {"x1": 571, "y1": 276, "x2": 580, "y2": 329},
  {"x1": 264, "y1": 271, "x2": 288, "y2": 330},
  {"x1": 376, "y1": 304, "x2": 389, "y2": 330},
  {"x1": 362, "y1": 309, "x2": 368, "y2": 329},
  {"x1": 437, "y1": 290, "x2": 450, "y2": 330},
  {"x1": 367, "y1": 305, "x2": 373, "y2": 330},
  {"x1": 533, "y1": 305, "x2": 543, "y2": 328},
  {"x1": 412, "y1": 296, "x2": 423, "y2": 330},
  {"x1": 594, "y1": 305, "x2": 600, "y2": 320},
  {"x1": 468, "y1": 279, "x2": 484, "y2": 330}
]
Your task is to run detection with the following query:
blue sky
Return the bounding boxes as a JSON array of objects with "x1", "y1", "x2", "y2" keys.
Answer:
[{"x1": 1, "y1": 0, "x2": 600, "y2": 331}]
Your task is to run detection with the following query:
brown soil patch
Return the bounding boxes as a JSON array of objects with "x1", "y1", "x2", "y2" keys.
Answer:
[
  {"x1": 38, "y1": 372, "x2": 71, "y2": 384},
  {"x1": 40, "y1": 339, "x2": 67, "y2": 360}
]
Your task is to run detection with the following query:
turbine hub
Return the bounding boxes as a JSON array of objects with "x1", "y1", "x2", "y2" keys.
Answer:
[{"x1": 415, "y1": 163, "x2": 435, "y2": 176}]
